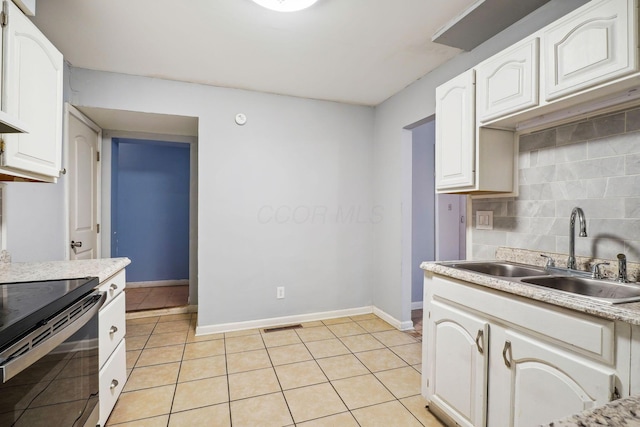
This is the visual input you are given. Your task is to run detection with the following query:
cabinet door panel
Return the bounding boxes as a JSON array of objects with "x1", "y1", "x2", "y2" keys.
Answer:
[
  {"x1": 428, "y1": 300, "x2": 488, "y2": 427},
  {"x1": 435, "y1": 69, "x2": 475, "y2": 190},
  {"x1": 477, "y1": 38, "x2": 539, "y2": 122},
  {"x1": 543, "y1": 0, "x2": 637, "y2": 101},
  {"x1": 1, "y1": 1, "x2": 63, "y2": 178},
  {"x1": 494, "y1": 329, "x2": 614, "y2": 427}
]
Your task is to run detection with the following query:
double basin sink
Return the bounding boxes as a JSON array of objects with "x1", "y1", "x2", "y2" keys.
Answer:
[{"x1": 443, "y1": 261, "x2": 640, "y2": 304}]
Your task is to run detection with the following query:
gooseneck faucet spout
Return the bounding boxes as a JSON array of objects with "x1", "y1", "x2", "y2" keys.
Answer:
[{"x1": 568, "y1": 207, "x2": 587, "y2": 270}]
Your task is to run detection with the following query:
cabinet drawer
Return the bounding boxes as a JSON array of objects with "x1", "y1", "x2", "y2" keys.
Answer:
[
  {"x1": 99, "y1": 339, "x2": 127, "y2": 427},
  {"x1": 99, "y1": 291, "x2": 126, "y2": 367},
  {"x1": 431, "y1": 276, "x2": 615, "y2": 364},
  {"x1": 98, "y1": 270, "x2": 126, "y2": 306}
]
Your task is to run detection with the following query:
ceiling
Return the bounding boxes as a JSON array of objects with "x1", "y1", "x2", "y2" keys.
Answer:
[{"x1": 32, "y1": 0, "x2": 483, "y2": 106}]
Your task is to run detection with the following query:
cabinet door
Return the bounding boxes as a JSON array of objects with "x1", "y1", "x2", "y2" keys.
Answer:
[
  {"x1": 476, "y1": 38, "x2": 539, "y2": 123},
  {"x1": 490, "y1": 328, "x2": 615, "y2": 427},
  {"x1": 1, "y1": 1, "x2": 63, "y2": 178},
  {"x1": 427, "y1": 300, "x2": 489, "y2": 427},
  {"x1": 435, "y1": 69, "x2": 475, "y2": 191},
  {"x1": 543, "y1": 0, "x2": 637, "y2": 101}
]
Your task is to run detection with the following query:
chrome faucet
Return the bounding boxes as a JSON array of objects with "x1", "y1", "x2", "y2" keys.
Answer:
[
  {"x1": 617, "y1": 253, "x2": 629, "y2": 283},
  {"x1": 568, "y1": 207, "x2": 587, "y2": 270}
]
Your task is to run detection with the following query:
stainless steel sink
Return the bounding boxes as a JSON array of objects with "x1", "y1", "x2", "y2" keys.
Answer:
[
  {"x1": 448, "y1": 261, "x2": 548, "y2": 278},
  {"x1": 521, "y1": 276, "x2": 640, "y2": 304}
]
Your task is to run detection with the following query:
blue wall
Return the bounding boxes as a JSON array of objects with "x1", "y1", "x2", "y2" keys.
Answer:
[{"x1": 112, "y1": 138, "x2": 190, "y2": 282}]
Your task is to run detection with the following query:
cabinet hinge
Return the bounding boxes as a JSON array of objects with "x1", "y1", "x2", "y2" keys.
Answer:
[
  {"x1": 96, "y1": 151, "x2": 100, "y2": 162},
  {"x1": 1, "y1": 2, "x2": 7, "y2": 28},
  {"x1": 96, "y1": 224, "x2": 100, "y2": 234},
  {"x1": 428, "y1": 311, "x2": 431, "y2": 319},
  {"x1": 0, "y1": 139, "x2": 4, "y2": 154},
  {"x1": 612, "y1": 387, "x2": 621, "y2": 400}
]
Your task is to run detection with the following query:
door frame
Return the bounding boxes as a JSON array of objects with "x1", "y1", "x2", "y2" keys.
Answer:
[{"x1": 63, "y1": 103, "x2": 102, "y2": 261}]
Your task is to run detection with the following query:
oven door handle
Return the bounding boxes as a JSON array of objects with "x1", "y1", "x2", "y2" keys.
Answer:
[{"x1": 0, "y1": 291, "x2": 106, "y2": 383}]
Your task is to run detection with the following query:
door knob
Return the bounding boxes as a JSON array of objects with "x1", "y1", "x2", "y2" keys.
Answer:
[{"x1": 70, "y1": 241, "x2": 83, "y2": 249}]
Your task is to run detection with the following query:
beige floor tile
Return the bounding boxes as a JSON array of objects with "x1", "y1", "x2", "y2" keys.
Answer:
[
  {"x1": 372, "y1": 330, "x2": 418, "y2": 347},
  {"x1": 107, "y1": 414, "x2": 169, "y2": 426},
  {"x1": 126, "y1": 316, "x2": 160, "y2": 325},
  {"x1": 316, "y1": 354, "x2": 369, "y2": 380},
  {"x1": 124, "y1": 362, "x2": 180, "y2": 392},
  {"x1": 183, "y1": 339, "x2": 225, "y2": 360},
  {"x1": 168, "y1": 403, "x2": 231, "y2": 427},
  {"x1": 225, "y1": 334, "x2": 265, "y2": 353},
  {"x1": 127, "y1": 324, "x2": 155, "y2": 337},
  {"x1": 349, "y1": 313, "x2": 377, "y2": 321},
  {"x1": 187, "y1": 330, "x2": 224, "y2": 343},
  {"x1": 226, "y1": 349, "x2": 272, "y2": 374},
  {"x1": 390, "y1": 342, "x2": 422, "y2": 365},
  {"x1": 230, "y1": 392, "x2": 292, "y2": 427},
  {"x1": 267, "y1": 343, "x2": 313, "y2": 366},
  {"x1": 340, "y1": 334, "x2": 385, "y2": 353},
  {"x1": 178, "y1": 355, "x2": 226, "y2": 382},
  {"x1": 374, "y1": 366, "x2": 422, "y2": 399},
  {"x1": 322, "y1": 317, "x2": 353, "y2": 325},
  {"x1": 355, "y1": 348, "x2": 408, "y2": 372},
  {"x1": 145, "y1": 331, "x2": 188, "y2": 348},
  {"x1": 400, "y1": 395, "x2": 446, "y2": 427},
  {"x1": 153, "y1": 320, "x2": 191, "y2": 334},
  {"x1": 352, "y1": 400, "x2": 423, "y2": 427},
  {"x1": 332, "y1": 374, "x2": 395, "y2": 410},
  {"x1": 126, "y1": 335, "x2": 150, "y2": 351},
  {"x1": 274, "y1": 360, "x2": 327, "y2": 390},
  {"x1": 107, "y1": 385, "x2": 175, "y2": 424},
  {"x1": 284, "y1": 382, "x2": 347, "y2": 423},
  {"x1": 172, "y1": 376, "x2": 229, "y2": 412},
  {"x1": 136, "y1": 345, "x2": 184, "y2": 367},
  {"x1": 305, "y1": 338, "x2": 350, "y2": 359},
  {"x1": 327, "y1": 322, "x2": 367, "y2": 337},
  {"x1": 225, "y1": 328, "x2": 260, "y2": 338},
  {"x1": 229, "y1": 367, "x2": 281, "y2": 400},
  {"x1": 295, "y1": 326, "x2": 335, "y2": 342},
  {"x1": 261, "y1": 330, "x2": 302, "y2": 348},
  {"x1": 126, "y1": 350, "x2": 142, "y2": 370},
  {"x1": 158, "y1": 313, "x2": 192, "y2": 323},
  {"x1": 295, "y1": 412, "x2": 359, "y2": 427},
  {"x1": 356, "y1": 318, "x2": 395, "y2": 333},
  {"x1": 300, "y1": 320, "x2": 324, "y2": 327}
]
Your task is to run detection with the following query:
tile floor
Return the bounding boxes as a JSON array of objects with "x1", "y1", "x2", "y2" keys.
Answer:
[
  {"x1": 125, "y1": 286, "x2": 190, "y2": 312},
  {"x1": 110, "y1": 311, "x2": 443, "y2": 426}
]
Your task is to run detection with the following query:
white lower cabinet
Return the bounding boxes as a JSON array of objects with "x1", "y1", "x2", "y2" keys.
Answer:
[
  {"x1": 424, "y1": 274, "x2": 622, "y2": 427},
  {"x1": 99, "y1": 339, "x2": 127, "y2": 427}
]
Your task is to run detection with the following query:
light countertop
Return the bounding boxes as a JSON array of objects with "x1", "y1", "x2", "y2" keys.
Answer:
[
  {"x1": 545, "y1": 394, "x2": 640, "y2": 426},
  {"x1": 0, "y1": 258, "x2": 131, "y2": 284}
]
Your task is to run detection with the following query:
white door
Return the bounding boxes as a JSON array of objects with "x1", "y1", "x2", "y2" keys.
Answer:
[
  {"x1": 427, "y1": 300, "x2": 489, "y2": 427},
  {"x1": 67, "y1": 106, "x2": 101, "y2": 260}
]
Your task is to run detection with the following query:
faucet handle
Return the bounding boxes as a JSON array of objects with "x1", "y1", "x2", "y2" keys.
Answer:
[
  {"x1": 540, "y1": 254, "x2": 555, "y2": 268},
  {"x1": 591, "y1": 262, "x2": 610, "y2": 279},
  {"x1": 617, "y1": 253, "x2": 628, "y2": 283}
]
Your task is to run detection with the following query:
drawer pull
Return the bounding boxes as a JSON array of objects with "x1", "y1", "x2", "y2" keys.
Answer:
[
  {"x1": 475, "y1": 330, "x2": 484, "y2": 354},
  {"x1": 110, "y1": 379, "x2": 119, "y2": 390},
  {"x1": 109, "y1": 283, "x2": 118, "y2": 291},
  {"x1": 502, "y1": 340, "x2": 512, "y2": 368},
  {"x1": 109, "y1": 326, "x2": 118, "y2": 334}
]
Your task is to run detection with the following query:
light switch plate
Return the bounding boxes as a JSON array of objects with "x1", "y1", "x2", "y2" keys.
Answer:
[{"x1": 476, "y1": 211, "x2": 493, "y2": 230}]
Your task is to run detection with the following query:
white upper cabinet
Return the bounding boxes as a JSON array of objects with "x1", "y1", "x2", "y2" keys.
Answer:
[
  {"x1": 476, "y1": 38, "x2": 539, "y2": 123},
  {"x1": 543, "y1": 0, "x2": 638, "y2": 101},
  {"x1": 435, "y1": 69, "x2": 475, "y2": 191},
  {"x1": 1, "y1": 0, "x2": 63, "y2": 181}
]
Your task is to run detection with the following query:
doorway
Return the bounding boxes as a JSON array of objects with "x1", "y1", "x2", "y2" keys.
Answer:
[{"x1": 111, "y1": 138, "x2": 191, "y2": 312}]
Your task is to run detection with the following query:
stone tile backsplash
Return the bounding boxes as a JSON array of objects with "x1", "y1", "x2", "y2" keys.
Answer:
[{"x1": 472, "y1": 106, "x2": 640, "y2": 265}]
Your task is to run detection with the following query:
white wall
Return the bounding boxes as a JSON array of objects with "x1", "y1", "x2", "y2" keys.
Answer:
[
  {"x1": 371, "y1": 0, "x2": 589, "y2": 324},
  {"x1": 67, "y1": 68, "x2": 375, "y2": 327}
]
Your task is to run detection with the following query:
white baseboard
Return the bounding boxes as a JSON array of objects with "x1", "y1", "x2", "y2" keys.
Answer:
[
  {"x1": 373, "y1": 306, "x2": 414, "y2": 331},
  {"x1": 127, "y1": 280, "x2": 189, "y2": 288},
  {"x1": 126, "y1": 304, "x2": 198, "y2": 320},
  {"x1": 411, "y1": 301, "x2": 424, "y2": 310},
  {"x1": 196, "y1": 306, "x2": 374, "y2": 336}
]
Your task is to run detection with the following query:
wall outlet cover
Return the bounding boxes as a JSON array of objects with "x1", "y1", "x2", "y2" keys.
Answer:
[{"x1": 476, "y1": 211, "x2": 493, "y2": 230}]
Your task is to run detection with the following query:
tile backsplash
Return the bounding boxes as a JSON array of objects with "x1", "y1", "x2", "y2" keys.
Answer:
[{"x1": 472, "y1": 106, "x2": 640, "y2": 264}]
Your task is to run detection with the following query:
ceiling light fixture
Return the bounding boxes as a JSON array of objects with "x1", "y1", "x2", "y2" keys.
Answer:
[{"x1": 251, "y1": 0, "x2": 319, "y2": 12}]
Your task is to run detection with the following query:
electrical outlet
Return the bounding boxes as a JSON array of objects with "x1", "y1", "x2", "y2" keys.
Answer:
[{"x1": 276, "y1": 286, "x2": 285, "y2": 299}]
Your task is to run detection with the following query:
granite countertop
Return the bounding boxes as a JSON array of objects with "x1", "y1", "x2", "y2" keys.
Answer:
[
  {"x1": 421, "y1": 248, "x2": 640, "y2": 325},
  {"x1": 546, "y1": 395, "x2": 640, "y2": 426},
  {"x1": 0, "y1": 258, "x2": 131, "y2": 284}
]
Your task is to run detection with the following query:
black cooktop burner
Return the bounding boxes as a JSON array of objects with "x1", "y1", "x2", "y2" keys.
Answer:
[{"x1": 0, "y1": 277, "x2": 99, "y2": 349}]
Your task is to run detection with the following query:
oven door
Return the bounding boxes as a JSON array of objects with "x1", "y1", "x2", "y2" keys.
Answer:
[{"x1": 0, "y1": 291, "x2": 105, "y2": 427}]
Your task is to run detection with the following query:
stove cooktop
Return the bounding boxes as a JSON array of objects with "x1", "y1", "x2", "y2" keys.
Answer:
[{"x1": 0, "y1": 277, "x2": 99, "y2": 349}]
